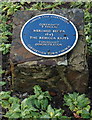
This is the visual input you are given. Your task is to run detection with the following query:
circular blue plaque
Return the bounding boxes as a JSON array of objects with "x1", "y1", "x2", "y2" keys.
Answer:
[{"x1": 21, "y1": 14, "x2": 78, "y2": 57}]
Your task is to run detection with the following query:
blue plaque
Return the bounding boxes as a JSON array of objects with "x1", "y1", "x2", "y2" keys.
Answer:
[{"x1": 21, "y1": 14, "x2": 78, "y2": 57}]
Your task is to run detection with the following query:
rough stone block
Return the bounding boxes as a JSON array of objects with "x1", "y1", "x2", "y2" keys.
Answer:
[{"x1": 10, "y1": 9, "x2": 88, "y2": 93}]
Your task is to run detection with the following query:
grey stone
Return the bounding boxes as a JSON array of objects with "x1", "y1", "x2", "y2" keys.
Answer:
[{"x1": 10, "y1": 9, "x2": 88, "y2": 93}]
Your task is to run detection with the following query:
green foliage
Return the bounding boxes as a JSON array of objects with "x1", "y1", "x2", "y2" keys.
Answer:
[
  {"x1": 0, "y1": 85, "x2": 68, "y2": 119},
  {"x1": 0, "y1": 85, "x2": 92, "y2": 119},
  {"x1": 5, "y1": 97, "x2": 21, "y2": 119},
  {"x1": 84, "y1": 2, "x2": 92, "y2": 54},
  {"x1": 29, "y1": 2, "x2": 63, "y2": 10},
  {"x1": 41, "y1": 105, "x2": 68, "y2": 119},
  {"x1": 0, "y1": 66, "x2": 5, "y2": 77},
  {"x1": 0, "y1": 14, "x2": 11, "y2": 54},
  {"x1": 0, "y1": 43, "x2": 11, "y2": 54},
  {"x1": 1, "y1": 2, "x2": 21, "y2": 16},
  {"x1": 0, "y1": 2, "x2": 21, "y2": 54},
  {"x1": 0, "y1": 81, "x2": 6, "y2": 86},
  {"x1": 0, "y1": 15, "x2": 12, "y2": 43},
  {"x1": 21, "y1": 85, "x2": 51, "y2": 118},
  {"x1": 0, "y1": 91, "x2": 11, "y2": 99},
  {"x1": 64, "y1": 92, "x2": 91, "y2": 118},
  {"x1": 70, "y1": 2, "x2": 84, "y2": 8}
]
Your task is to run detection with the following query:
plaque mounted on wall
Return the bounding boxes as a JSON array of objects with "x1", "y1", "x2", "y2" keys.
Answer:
[{"x1": 20, "y1": 14, "x2": 78, "y2": 57}]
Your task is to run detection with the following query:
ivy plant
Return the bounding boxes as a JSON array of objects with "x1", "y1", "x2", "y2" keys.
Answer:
[
  {"x1": 64, "y1": 92, "x2": 91, "y2": 118},
  {"x1": 0, "y1": 85, "x2": 92, "y2": 119},
  {"x1": 1, "y1": 2, "x2": 22, "y2": 16},
  {"x1": 0, "y1": 43, "x2": 11, "y2": 54},
  {"x1": 0, "y1": 85, "x2": 69, "y2": 119},
  {"x1": 21, "y1": 85, "x2": 51, "y2": 118},
  {"x1": 41, "y1": 105, "x2": 68, "y2": 119},
  {"x1": 0, "y1": 2, "x2": 22, "y2": 54}
]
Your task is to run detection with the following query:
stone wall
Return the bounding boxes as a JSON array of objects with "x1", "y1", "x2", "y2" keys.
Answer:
[{"x1": 10, "y1": 9, "x2": 88, "y2": 93}]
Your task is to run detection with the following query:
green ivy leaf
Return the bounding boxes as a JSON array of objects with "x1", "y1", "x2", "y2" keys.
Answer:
[
  {"x1": 34, "y1": 99, "x2": 40, "y2": 109},
  {"x1": 0, "y1": 91, "x2": 11, "y2": 99},
  {"x1": 64, "y1": 92, "x2": 91, "y2": 118},
  {"x1": 33, "y1": 85, "x2": 42, "y2": 95},
  {"x1": 38, "y1": 94, "x2": 44, "y2": 100},
  {"x1": 41, "y1": 112, "x2": 50, "y2": 118},
  {"x1": 9, "y1": 97, "x2": 20, "y2": 104},
  {"x1": 21, "y1": 109, "x2": 30, "y2": 118},
  {"x1": 0, "y1": 81, "x2": 6, "y2": 86},
  {"x1": 81, "y1": 110, "x2": 90, "y2": 118},
  {"x1": 47, "y1": 105, "x2": 54, "y2": 117},
  {"x1": 31, "y1": 111, "x2": 40, "y2": 118},
  {"x1": 41, "y1": 98, "x2": 48, "y2": 110},
  {"x1": 21, "y1": 98, "x2": 37, "y2": 111},
  {"x1": 84, "y1": 105, "x2": 90, "y2": 111},
  {"x1": 0, "y1": 100, "x2": 10, "y2": 109},
  {"x1": 5, "y1": 111, "x2": 21, "y2": 119}
]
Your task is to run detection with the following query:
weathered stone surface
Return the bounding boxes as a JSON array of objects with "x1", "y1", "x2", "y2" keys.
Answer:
[
  {"x1": 13, "y1": 65, "x2": 72, "y2": 92},
  {"x1": 10, "y1": 9, "x2": 88, "y2": 93},
  {"x1": 68, "y1": 36, "x2": 87, "y2": 71}
]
